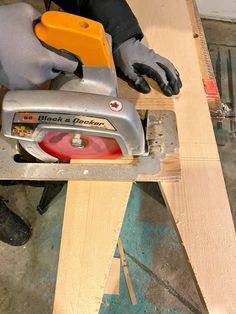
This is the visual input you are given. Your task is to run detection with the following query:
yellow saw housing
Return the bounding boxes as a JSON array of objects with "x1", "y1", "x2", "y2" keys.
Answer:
[{"x1": 35, "y1": 11, "x2": 114, "y2": 68}]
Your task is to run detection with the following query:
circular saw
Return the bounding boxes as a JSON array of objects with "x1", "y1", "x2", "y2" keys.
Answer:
[
  {"x1": 2, "y1": 11, "x2": 145, "y2": 162},
  {"x1": 0, "y1": 11, "x2": 178, "y2": 181}
]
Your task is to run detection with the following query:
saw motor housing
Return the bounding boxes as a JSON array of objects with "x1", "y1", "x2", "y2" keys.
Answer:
[{"x1": 2, "y1": 91, "x2": 146, "y2": 161}]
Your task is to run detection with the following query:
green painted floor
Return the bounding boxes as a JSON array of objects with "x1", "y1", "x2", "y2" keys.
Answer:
[{"x1": 100, "y1": 184, "x2": 204, "y2": 314}]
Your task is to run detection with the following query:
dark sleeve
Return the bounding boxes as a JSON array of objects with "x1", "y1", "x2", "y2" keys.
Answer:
[{"x1": 53, "y1": 0, "x2": 143, "y2": 50}]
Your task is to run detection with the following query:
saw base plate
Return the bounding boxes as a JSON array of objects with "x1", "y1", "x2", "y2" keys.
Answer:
[{"x1": 0, "y1": 110, "x2": 179, "y2": 182}]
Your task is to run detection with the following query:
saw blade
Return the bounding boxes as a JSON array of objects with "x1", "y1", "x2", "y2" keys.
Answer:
[{"x1": 38, "y1": 132, "x2": 122, "y2": 161}]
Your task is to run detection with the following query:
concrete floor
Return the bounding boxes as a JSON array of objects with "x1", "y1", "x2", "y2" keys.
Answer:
[{"x1": 0, "y1": 2, "x2": 235, "y2": 314}]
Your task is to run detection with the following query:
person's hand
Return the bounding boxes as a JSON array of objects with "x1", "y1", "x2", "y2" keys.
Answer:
[
  {"x1": 0, "y1": 3, "x2": 77, "y2": 90},
  {"x1": 113, "y1": 38, "x2": 182, "y2": 96}
]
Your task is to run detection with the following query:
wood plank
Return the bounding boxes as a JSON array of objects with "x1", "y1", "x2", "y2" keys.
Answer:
[
  {"x1": 117, "y1": 238, "x2": 137, "y2": 305},
  {"x1": 160, "y1": 161, "x2": 236, "y2": 313},
  {"x1": 127, "y1": 0, "x2": 236, "y2": 313},
  {"x1": 118, "y1": 77, "x2": 175, "y2": 109},
  {"x1": 104, "y1": 257, "x2": 120, "y2": 295},
  {"x1": 53, "y1": 181, "x2": 132, "y2": 314}
]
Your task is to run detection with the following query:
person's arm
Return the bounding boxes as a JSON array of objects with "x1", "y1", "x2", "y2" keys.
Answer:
[
  {"x1": 53, "y1": 0, "x2": 143, "y2": 51},
  {"x1": 54, "y1": 0, "x2": 182, "y2": 96}
]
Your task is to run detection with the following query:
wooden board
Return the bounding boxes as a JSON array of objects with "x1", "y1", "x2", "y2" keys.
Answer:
[
  {"x1": 117, "y1": 238, "x2": 137, "y2": 305},
  {"x1": 126, "y1": 0, "x2": 236, "y2": 312},
  {"x1": 53, "y1": 181, "x2": 132, "y2": 314},
  {"x1": 104, "y1": 257, "x2": 120, "y2": 295},
  {"x1": 160, "y1": 161, "x2": 236, "y2": 313}
]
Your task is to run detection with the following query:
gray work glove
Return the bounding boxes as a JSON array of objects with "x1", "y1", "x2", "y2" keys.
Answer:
[
  {"x1": 113, "y1": 38, "x2": 182, "y2": 96},
  {"x1": 0, "y1": 3, "x2": 77, "y2": 90}
]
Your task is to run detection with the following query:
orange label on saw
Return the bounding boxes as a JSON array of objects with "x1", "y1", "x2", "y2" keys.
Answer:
[{"x1": 19, "y1": 112, "x2": 37, "y2": 123}]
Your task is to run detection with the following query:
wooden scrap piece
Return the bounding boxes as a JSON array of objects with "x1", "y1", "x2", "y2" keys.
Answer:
[
  {"x1": 117, "y1": 238, "x2": 137, "y2": 305},
  {"x1": 104, "y1": 257, "x2": 121, "y2": 295}
]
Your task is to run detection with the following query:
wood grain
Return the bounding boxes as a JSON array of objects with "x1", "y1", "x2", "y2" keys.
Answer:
[
  {"x1": 127, "y1": 0, "x2": 236, "y2": 313},
  {"x1": 53, "y1": 181, "x2": 132, "y2": 314}
]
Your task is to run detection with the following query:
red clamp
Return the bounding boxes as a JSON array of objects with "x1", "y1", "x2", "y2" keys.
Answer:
[{"x1": 203, "y1": 79, "x2": 220, "y2": 100}]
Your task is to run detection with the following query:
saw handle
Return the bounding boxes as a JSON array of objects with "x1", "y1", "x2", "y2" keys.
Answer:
[
  {"x1": 39, "y1": 39, "x2": 84, "y2": 77},
  {"x1": 34, "y1": 11, "x2": 114, "y2": 68}
]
